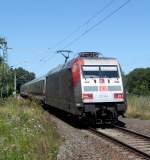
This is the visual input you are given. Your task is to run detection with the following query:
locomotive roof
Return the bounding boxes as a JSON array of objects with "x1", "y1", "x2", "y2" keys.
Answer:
[
  {"x1": 22, "y1": 53, "x2": 118, "y2": 87},
  {"x1": 47, "y1": 64, "x2": 65, "y2": 75},
  {"x1": 46, "y1": 56, "x2": 117, "y2": 76}
]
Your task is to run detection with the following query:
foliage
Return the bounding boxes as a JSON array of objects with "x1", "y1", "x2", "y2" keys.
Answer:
[
  {"x1": 0, "y1": 36, "x2": 35, "y2": 97},
  {"x1": 14, "y1": 67, "x2": 35, "y2": 92},
  {"x1": 0, "y1": 97, "x2": 60, "y2": 160},
  {"x1": 126, "y1": 95, "x2": 150, "y2": 119},
  {"x1": 0, "y1": 37, "x2": 7, "y2": 48},
  {"x1": 125, "y1": 68, "x2": 150, "y2": 119},
  {"x1": 126, "y1": 68, "x2": 150, "y2": 95},
  {"x1": 0, "y1": 59, "x2": 13, "y2": 97},
  {"x1": 0, "y1": 60, "x2": 35, "y2": 97}
]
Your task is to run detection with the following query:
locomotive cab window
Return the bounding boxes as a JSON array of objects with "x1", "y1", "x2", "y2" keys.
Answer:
[
  {"x1": 82, "y1": 65, "x2": 119, "y2": 78},
  {"x1": 100, "y1": 66, "x2": 119, "y2": 78},
  {"x1": 82, "y1": 66, "x2": 99, "y2": 78}
]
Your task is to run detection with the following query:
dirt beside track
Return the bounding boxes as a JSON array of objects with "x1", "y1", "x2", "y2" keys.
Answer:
[{"x1": 119, "y1": 117, "x2": 150, "y2": 137}]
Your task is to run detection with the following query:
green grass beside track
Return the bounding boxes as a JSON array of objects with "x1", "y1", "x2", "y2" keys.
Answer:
[
  {"x1": 126, "y1": 95, "x2": 150, "y2": 120},
  {"x1": 0, "y1": 97, "x2": 60, "y2": 160},
  {"x1": 0, "y1": 95, "x2": 149, "y2": 159}
]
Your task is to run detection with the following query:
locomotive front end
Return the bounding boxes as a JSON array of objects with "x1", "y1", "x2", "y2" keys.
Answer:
[{"x1": 78, "y1": 52, "x2": 127, "y2": 124}]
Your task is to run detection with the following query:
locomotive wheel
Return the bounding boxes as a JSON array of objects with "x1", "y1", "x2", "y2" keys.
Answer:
[{"x1": 112, "y1": 111, "x2": 118, "y2": 124}]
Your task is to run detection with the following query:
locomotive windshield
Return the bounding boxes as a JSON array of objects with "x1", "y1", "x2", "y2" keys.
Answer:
[
  {"x1": 82, "y1": 66, "x2": 99, "y2": 78},
  {"x1": 82, "y1": 65, "x2": 119, "y2": 78}
]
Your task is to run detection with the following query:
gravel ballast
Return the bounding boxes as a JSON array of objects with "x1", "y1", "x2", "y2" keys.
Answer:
[
  {"x1": 48, "y1": 113, "x2": 149, "y2": 160},
  {"x1": 119, "y1": 117, "x2": 150, "y2": 137}
]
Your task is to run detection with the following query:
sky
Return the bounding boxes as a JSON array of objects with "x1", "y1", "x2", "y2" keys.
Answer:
[{"x1": 0, "y1": 0, "x2": 150, "y2": 77}]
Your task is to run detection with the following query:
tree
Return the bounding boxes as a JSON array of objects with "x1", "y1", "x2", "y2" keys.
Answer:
[
  {"x1": 0, "y1": 57, "x2": 13, "y2": 97},
  {"x1": 0, "y1": 37, "x2": 36, "y2": 97},
  {"x1": 0, "y1": 37, "x2": 6, "y2": 48},
  {"x1": 126, "y1": 68, "x2": 150, "y2": 95},
  {"x1": 13, "y1": 67, "x2": 35, "y2": 92},
  {"x1": 0, "y1": 37, "x2": 10, "y2": 97}
]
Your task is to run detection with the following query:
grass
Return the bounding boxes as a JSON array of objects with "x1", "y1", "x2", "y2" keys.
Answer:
[
  {"x1": 126, "y1": 95, "x2": 150, "y2": 120},
  {"x1": 0, "y1": 97, "x2": 60, "y2": 160}
]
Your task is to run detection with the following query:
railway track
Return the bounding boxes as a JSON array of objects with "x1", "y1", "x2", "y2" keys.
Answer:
[{"x1": 89, "y1": 126, "x2": 150, "y2": 160}]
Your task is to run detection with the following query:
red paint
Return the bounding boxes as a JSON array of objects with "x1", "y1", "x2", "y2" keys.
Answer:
[
  {"x1": 72, "y1": 58, "x2": 84, "y2": 87},
  {"x1": 99, "y1": 86, "x2": 107, "y2": 91},
  {"x1": 83, "y1": 93, "x2": 93, "y2": 99},
  {"x1": 114, "y1": 93, "x2": 124, "y2": 99}
]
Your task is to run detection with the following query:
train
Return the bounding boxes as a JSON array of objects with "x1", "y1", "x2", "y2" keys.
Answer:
[{"x1": 20, "y1": 52, "x2": 127, "y2": 125}]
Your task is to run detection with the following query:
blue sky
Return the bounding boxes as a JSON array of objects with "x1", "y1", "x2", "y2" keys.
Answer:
[{"x1": 0, "y1": 0, "x2": 150, "y2": 77}]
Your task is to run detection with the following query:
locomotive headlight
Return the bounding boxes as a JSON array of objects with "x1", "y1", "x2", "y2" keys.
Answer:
[{"x1": 76, "y1": 103, "x2": 81, "y2": 106}]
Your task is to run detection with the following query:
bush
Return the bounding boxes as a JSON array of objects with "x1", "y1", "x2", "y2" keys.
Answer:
[
  {"x1": 0, "y1": 97, "x2": 60, "y2": 160},
  {"x1": 126, "y1": 68, "x2": 150, "y2": 95}
]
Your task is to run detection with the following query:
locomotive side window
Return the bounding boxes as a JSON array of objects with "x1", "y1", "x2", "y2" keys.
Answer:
[
  {"x1": 82, "y1": 66, "x2": 99, "y2": 78},
  {"x1": 100, "y1": 66, "x2": 119, "y2": 78}
]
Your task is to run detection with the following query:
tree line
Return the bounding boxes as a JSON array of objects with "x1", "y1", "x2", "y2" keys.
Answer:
[
  {"x1": 0, "y1": 37, "x2": 35, "y2": 97},
  {"x1": 125, "y1": 68, "x2": 150, "y2": 96},
  {"x1": 0, "y1": 60, "x2": 35, "y2": 97}
]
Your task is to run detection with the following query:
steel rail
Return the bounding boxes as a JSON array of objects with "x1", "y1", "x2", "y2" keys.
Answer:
[
  {"x1": 112, "y1": 124, "x2": 150, "y2": 140},
  {"x1": 89, "y1": 127, "x2": 150, "y2": 160}
]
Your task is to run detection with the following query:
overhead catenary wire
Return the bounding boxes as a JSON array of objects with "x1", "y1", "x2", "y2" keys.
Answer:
[
  {"x1": 54, "y1": 0, "x2": 115, "y2": 46},
  {"x1": 43, "y1": 0, "x2": 131, "y2": 64},
  {"x1": 27, "y1": 0, "x2": 132, "y2": 76},
  {"x1": 63, "y1": 0, "x2": 131, "y2": 51},
  {"x1": 39, "y1": 0, "x2": 115, "y2": 63}
]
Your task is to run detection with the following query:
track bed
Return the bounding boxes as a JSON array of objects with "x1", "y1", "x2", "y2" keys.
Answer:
[{"x1": 89, "y1": 126, "x2": 150, "y2": 159}]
